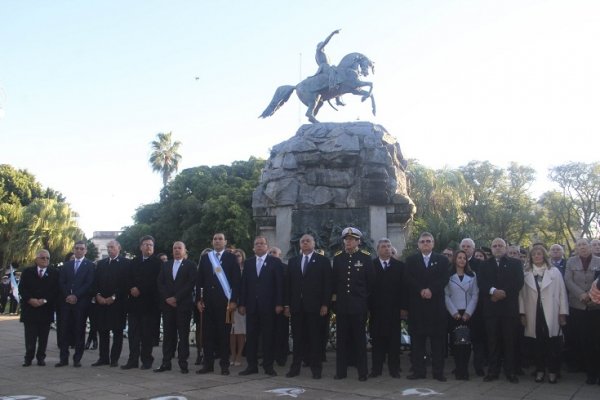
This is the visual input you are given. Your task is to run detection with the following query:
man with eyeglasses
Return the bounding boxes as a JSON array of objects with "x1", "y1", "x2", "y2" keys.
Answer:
[
  {"x1": 122, "y1": 235, "x2": 162, "y2": 370},
  {"x1": 405, "y1": 232, "x2": 450, "y2": 382},
  {"x1": 57, "y1": 240, "x2": 95, "y2": 367},
  {"x1": 18, "y1": 249, "x2": 60, "y2": 367}
]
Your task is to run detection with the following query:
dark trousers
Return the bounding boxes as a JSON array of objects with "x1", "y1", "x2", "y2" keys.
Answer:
[
  {"x1": 485, "y1": 315, "x2": 518, "y2": 376},
  {"x1": 533, "y1": 335, "x2": 562, "y2": 373},
  {"x1": 86, "y1": 303, "x2": 98, "y2": 343},
  {"x1": 59, "y1": 303, "x2": 88, "y2": 363},
  {"x1": 127, "y1": 312, "x2": 156, "y2": 366},
  {"x1": 98, "y1": 328, "x2": 123, "y2": 364},
  {"x1": 290, "y1": 311, "x2": 322, "y2": 374},
  {"x1": 371, "y1": 334, "x2": 401, "y2": 375},
  {"x1": 470, "y1": 308, "x2": 488, "y2": 372},
  {"x1": 9, "y1": 295, "x2": 18, "y2": 313},
  {"x1": 336, "y1": 313, "x2": 368, "y2": 378},
  {"x1": 410, "y1": 333, "x2": 445, "y2": 377},
  {"x1": 274, "y1": 313, "x2": 290, "y2": 364},
  {"x1": 24, "y1": 321, "x2": 51, "y2": 362},
  {"x1": 570, "y1": 308, "x2": 600, "y2": 379},
  {"x1": 161, "y1": 306, "x2": 191, "y2": 368},
  {"x1": 202, "y1": 306, "x2": 231, "y2": 370},
  {"x1": 246, "y1": 311, "x2": 275, "y2": 371},
  {"x1": 449, "y1": 314, "x2": 471, "y2": 378},
  {"x1": 0, "y1": 295, "x2": 7, "y2": 313}
]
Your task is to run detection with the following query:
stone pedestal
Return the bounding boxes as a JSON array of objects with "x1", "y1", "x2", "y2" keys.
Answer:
[{"x1": 252, "y1": 122, "x2": 415, "y2": 260}]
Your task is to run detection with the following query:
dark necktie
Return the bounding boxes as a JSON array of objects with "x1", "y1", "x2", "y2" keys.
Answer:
[
  {"x1": 74, "y1": 260, "x2": 81, "y2": 274},
  {"x1": 39, "y1": 269, "x2": 44, "y2": 278},
  {"x1": 302, "y1": 255, "x2": 309, "y2": 276},
  {"x1": 383, "y1": 261, "x2": 388, "y2": 270}
]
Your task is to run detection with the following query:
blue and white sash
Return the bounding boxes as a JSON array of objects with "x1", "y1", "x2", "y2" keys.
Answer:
[{"x1": 208, "y1": 251, "x2": 232, "y2": 301}]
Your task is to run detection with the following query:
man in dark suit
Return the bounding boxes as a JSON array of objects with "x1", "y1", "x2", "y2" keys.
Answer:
[
  {"x1": 404, "y1": 232, "x2": 450, "y2": 382},
  {"x1": 18, "y1": 249, "x2": 60, "y2": 367},
  {"x1": 57, "y1": 240, "x2": 95, "y2": 367},
  {"x1": 284, "y1": 234, "x2": 332, "y2": 379},
  {"x1": 91, "y1": 240, "x2": 129, "y2": 367},
  {"x1": 154, "y1": 241, "x2": 197, "y2": 374},
  {"x1": 332, "y1": 227, "x2": 375, "y2": 381},
  {"x1": 238, "y1": 236, "x2": 284, "y2": 376},
  {"x1": 121, "y1": 235, "x2": 162, "y2": 370},
  {"x1": 369, "y1": 238, "x2": 406, "y2": 378},
  {"x1": 195, "y1": 233, "x2": 241, "y2": 376},
  {"x1": 477, "y1": 237, "x2": 524, "y2": 383}
]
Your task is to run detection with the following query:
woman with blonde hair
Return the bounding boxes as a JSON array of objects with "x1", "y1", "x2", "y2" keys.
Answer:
[{"x1": 519, "y1": 244, "x2": 568, "y2": 383}]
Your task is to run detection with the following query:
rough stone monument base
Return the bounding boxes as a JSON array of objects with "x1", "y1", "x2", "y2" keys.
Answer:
[{"x1": 252, "y1": 122, "x2": 415, "y2": 259}]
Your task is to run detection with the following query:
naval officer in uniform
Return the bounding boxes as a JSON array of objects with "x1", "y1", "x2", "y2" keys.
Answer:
[{"x1": 332, "y1": 227, "x2": 375, "y2": 381}]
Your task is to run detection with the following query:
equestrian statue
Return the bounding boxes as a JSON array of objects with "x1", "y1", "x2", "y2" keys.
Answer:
[{"x1": 259, "y1": 30, "x2": 376, "y2": 124}]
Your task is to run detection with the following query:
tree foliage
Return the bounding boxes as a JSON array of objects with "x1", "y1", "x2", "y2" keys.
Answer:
[
  {"x1": 118, "y1": 157, "x2": 265, "y2": 261},
  {"x1": 404, "y1": 160, "x2": 581, "y2": 255},
  {"x1": 149, "y1": 132, "x2": 182, "y2": 187},
  {"x1": 0, "y1": 164, "x2": 84, "y2": 271}
]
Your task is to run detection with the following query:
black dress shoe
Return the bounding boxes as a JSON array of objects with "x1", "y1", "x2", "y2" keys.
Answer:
[
  {"x1": 265, "y1": 369, "x2": 277, "y2": 376},
  {"x1": 483, "y1": 374, "x2": 498, "y2": 382},
  {"x1": 585, "y1": 376, "x2": 597, "y2": 385},
  {"x1": 286, "y1": 370, "x2": 300, "y2": 378},
  {"x1": 91, "y1": 360, "x2": 109, "y2": 367},
  {"x1": 180, "y1": 367, "x2": 189, "y2": 374},
  {"x1": 333, "y1": 374, "x2": 346, "y2": 380},
  {"x1": 55, "y1": 362, "x2": 68, "y2": 367},
  {"x1": 196, "y1": 367, "x2": 214, "y2": 374},
  {"x1": 121, "y1": 363, "x2": 138, "y2": 370},
  {"x1": 369, "y1": 371, "x2": 381, "y2": 378},
  {"x1": 73, "y1": 362, "x2": 82, "y2": 368},
  {"x1": 221, "y1": 369, "x2": 230, "y2": 376},
  {"x1": 140, "y1": 364, "x2": 152, "y2": 370},
  {"x1": 534, "y1": 372, "x2": 545, "y2": 383},
  {"x1": 507, "y1": 374, "x2": 519, "y2": 383},
  {"x1": 407, "y1": 373, "x2": 425, "y2": 380},
  {"x1": 37, "y1": 360, "x2": 46, "y2": 366},
  {"x1": 358, "y1": 375, "x2": 367, "y2": 382},
  {"x1": 239, "y1": 368, "x2": 258, "y2": 376},
  {"x1": 434, "y1": 375, "x2": 447, "y2": 382},
  {"x1": 154, "y1": 365, "x2": 171, "y2": 372},
  {"x1": 312, "y1": 372, "x2": 321, "y2": 379},
  {"x1": 110, "y1": 362, "x2": 119, "y2": 367},
  {"x1": 22, "y1": 361, "x2": 32, "y2": 367},
  {"x1": 390, "y1": 372, "x2": 401, "y2": 378}
]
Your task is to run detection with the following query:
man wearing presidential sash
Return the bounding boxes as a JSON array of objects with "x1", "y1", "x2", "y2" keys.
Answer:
[{"x1": 196, "y1": 233, "x2": 241, "y2": 376}]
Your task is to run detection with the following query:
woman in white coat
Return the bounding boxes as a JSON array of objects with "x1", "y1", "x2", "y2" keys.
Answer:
[
  {"x1": 519, "y1": 244, "x2": 568, "y2": 384},
  {"x1": 445, "y1": 250, "x2": 479, "y2": 380}
]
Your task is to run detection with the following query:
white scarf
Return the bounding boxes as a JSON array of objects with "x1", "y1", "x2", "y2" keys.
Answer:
[{"x1": 532, "y1": 264, "x2": 547, "y2": 277}]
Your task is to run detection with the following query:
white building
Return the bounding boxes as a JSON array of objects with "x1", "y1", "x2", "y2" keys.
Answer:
[{"x1": 90, "y1": 231, "x2": 121, "y2": 261}]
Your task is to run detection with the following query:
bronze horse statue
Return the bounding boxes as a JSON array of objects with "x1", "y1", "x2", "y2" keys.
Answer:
[{"x1": 259, "y1": 52, "x2": 376, "y2": 123}]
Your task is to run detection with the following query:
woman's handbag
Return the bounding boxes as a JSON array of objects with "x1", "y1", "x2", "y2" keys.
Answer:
[{"x1": 453, "y1": 325, "x2": 471, "y2": 345}]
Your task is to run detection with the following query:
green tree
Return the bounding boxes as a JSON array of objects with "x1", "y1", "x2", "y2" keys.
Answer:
[
  {"x1": 10, "y1": 198, "x2": 83, "y2": 265},
  {"x1": 149, "y1": 132, "x2": 182, "y2": 187},
  {"x1": 537, "y1": 191, "x2": 580, "y2": 253},
  {"x1": 548, "y1": 162, "x2": 600, "y2": 238},
  {"x1": 119, "y1": 157, "x2": 265, "y2": 260}
]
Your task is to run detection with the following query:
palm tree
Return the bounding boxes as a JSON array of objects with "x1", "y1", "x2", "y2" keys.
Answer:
[{"x1": 149, "y1": 132, "x2": 182, "y2": 186}]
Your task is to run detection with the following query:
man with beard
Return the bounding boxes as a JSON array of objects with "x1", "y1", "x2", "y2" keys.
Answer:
[
  {"x1": 121, "y1": 235, "x2": 162, "y2": 370},
  {"x1": 196, "y1": 233, "x2": 240, "y2": 376}
]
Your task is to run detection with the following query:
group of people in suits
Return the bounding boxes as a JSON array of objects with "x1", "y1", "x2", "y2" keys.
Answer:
[{"x1": 16, "y1": 229, "x2": 600, "y2": 386}]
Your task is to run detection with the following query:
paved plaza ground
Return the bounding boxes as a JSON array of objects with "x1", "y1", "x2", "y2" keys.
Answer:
[{"x1": 0, "y1": 315, "x2": 597, "y2": 400}]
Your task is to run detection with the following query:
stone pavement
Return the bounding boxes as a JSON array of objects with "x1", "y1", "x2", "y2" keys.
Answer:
[{"x1": 0, "y1": 316, "x2": 597, "y2": 400}]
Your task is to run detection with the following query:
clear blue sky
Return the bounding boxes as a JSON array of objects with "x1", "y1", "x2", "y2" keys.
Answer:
[{"x1": 1, "y1": 0, "x2": 599, "y2": 237}]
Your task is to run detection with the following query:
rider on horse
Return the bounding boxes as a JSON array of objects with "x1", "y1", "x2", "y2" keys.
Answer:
[{"x1": 313, "y1": 29, "x2": 344, "y2": 106}]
